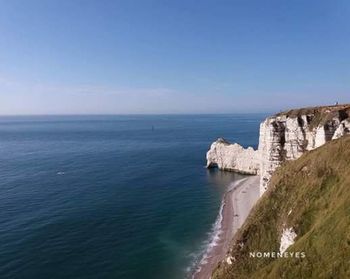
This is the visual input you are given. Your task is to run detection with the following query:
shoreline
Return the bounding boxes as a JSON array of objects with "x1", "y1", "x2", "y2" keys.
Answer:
[{"x1": 192, "y1": 175, "x2": 260, "y2": 279}]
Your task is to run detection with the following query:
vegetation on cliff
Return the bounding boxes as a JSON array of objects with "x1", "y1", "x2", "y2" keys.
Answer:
[
  {"x1": 213, "y1": 136, "x2": 350, "y2": 279},
  {"x1": 275, "y1": 104, "x2": 350, "y2": 130}
]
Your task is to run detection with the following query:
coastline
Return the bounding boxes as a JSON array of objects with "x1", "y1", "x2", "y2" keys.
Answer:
[{"x1": 192, "y1": 175, "x2": 260, "y2": 279}]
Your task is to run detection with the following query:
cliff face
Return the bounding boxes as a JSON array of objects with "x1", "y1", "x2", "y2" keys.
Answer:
[
  {"x1": 206, "y1": 104, "x2": 350, "y2": 195},
  {"x1": 259, "y1": 105, "x2": 350, "y2": 193}
]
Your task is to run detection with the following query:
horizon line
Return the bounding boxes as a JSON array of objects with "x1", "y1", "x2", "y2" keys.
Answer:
[{"x1": 0, "y1": 111, "x2": 272, "y2": 117}]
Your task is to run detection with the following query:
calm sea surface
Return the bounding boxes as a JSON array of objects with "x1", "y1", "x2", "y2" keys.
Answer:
[{"x1": 0, "y1": 114, "x2": 265, "y2": 279}]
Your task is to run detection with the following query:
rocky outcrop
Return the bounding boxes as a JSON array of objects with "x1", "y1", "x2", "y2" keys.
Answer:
[
  {"x1": 206, "y1": 104, "x2": 350, "y2": 195},
  {"x1": 332, "y1": 119, "x2": 350, "y2": 139},
  {"x1": 206, "y1": 138, "x2": 259, "y2": 175},
  {"x1": 279, "y1": 227, "x2": 297, "y2": 253}
]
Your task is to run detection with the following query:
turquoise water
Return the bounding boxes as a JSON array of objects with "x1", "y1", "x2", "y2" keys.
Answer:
[{"x1": 0, "y1": 114, "x2": 265, "y2": 279}]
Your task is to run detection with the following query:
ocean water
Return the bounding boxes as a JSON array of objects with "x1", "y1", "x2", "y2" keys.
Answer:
[{"x1": 0, "y1": 114, "x2": 265, "y2": 279}]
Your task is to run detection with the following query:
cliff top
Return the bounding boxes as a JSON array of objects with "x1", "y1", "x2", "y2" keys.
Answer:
[
  {"x1": 275, "y1": 103, "x2": 350, "y2": 118},
  {"x1": 216, "y1": 137, "x2": 231, "y2": 145},
  {"x1": 274, "y1": 103, "x2": 350, "y2": 129}
]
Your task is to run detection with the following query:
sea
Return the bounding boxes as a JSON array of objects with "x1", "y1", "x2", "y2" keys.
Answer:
[{"x1": 0, "y1": 114, "x2": 265, "y2": 279}]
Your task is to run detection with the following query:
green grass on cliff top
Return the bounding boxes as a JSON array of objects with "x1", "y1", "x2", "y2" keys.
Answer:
[
  {"x1": 213, "y1": 136, "x2": 350, "y2": 279},
  {"x1": 275, "y1": 104, "x2": 350, "y2": 130}
]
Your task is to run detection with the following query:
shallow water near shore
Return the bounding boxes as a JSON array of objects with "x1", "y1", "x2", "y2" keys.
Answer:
[{"x1": 0, "y1": 114, "x2": 264, "y2": 279}]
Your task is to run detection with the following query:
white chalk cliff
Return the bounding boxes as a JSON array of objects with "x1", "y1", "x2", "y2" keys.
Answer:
[
  {"x1": 206, "y1": 104, "x2": 350, "y2": 195},
  {"x1": 206, "y1": 138, "x2": 260, "y2": 175}
]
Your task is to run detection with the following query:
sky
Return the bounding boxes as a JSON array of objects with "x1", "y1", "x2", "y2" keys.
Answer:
[{"x1": 0, "y1": 0, "x2": 349, "y2": 115}]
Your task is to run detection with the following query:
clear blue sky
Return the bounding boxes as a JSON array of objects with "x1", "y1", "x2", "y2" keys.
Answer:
[{"x1": 0, "y1": 0, "x2": 349, "y2": 114}]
